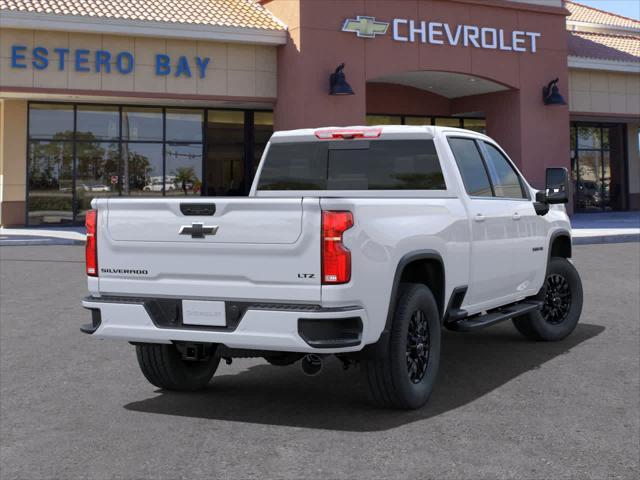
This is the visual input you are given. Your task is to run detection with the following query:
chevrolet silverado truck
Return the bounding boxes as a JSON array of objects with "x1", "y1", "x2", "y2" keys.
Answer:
[{"x1": 81, "y1": 125, "x2": 583, "y2": 409}]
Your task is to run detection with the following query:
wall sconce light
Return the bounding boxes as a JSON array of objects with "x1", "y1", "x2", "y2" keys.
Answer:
[
  {"x1": 329, "y1": 63, "x2": 354, "y2": 95},
  {"x1": 543, "y1": 78, "x2": 567, "y2": 106}
]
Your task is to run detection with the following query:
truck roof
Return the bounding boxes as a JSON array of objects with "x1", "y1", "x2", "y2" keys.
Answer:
[{"x1": 270, "y1": 125, "x2": 490, "y2": 142}]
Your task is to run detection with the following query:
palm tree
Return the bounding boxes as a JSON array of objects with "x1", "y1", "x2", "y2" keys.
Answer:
[{"x1": 172, "y1": 167, "x2": 198, "y2": 195}]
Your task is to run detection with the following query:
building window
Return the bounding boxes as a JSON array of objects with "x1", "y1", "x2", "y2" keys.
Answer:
[
  {"x1": 366, "y1": 115, "x2": 403, "y2": 125},
  {"x1": 434, "y1": 117, "x2": 461, "y2": 128},
  {"x1": 462, "y1": 118, "x2": 487, "y2": 134},
  {"x1": 75, "y1": 141, "x2": 120, "y2": 221},
  {"x1": 123, "y1": 143, "x2": 164, "y2": 197},
  {"x1": 367, "y1": 115, "x2": 486, "y2": 134},
  {"x1": 205, "y1": 110, "x2": 245, "y2": 196},
  {"x1": 166, "y1": 109, "x2": 204, "y2": 196},
  {"x1": 166, "y1": 109, "x2": 204, "y2": 143},
  {"x1": 76, "y1": 105, "x2": 119, "y2": 141},
  {"x1": 122, "y1": 107, "x2": 163, "y2": 141},
  {"x1": 166, "y1": 143, "x2": 203, "y2": 196},
  {"x1": 29, "y1": 104, "x2": 74, "y2": 140},
  {"x1": 26, "y1": 103, "x2": 272, "y2": 225},
  {"x1": 27, "y1": 140, "x2": 74, "y2": 225},
  {"x1": 254, "y1": 111, "x2": 274, "y2": 172},
  {"x1": 571, "y1": 122, "x2": 627, "y2": 212},
  {"x1": 404, "y1": 117, "x2": 431, "y2": 126}
]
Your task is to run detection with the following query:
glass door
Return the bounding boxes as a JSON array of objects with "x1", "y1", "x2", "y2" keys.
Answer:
[
  {"x1": 27, "y1": 104, "x2": 75, "y2": 225},
  {"x1": 204, "y1": 110, "x2": 246, "y2": 196},
  {"x1": 75, "y1": 105, "x2": 120, "y2": 224},
  {"x1": 27, "y1": 140, "x2": 74, "y2": 225},
  {"x1": 202, "y1": 110, "x2": 273, "y2": 196},
  {"x1": 571, "y1": 123, "x2": 627, "y2": 212}
]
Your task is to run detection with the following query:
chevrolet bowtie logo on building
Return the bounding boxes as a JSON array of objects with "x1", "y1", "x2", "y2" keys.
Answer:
[{"x1": 342, "y1": 16, "x2": 389, "y2": 38}]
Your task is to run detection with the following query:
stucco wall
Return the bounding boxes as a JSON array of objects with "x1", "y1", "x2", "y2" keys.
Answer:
[
  {"x1": 266, "y1": 0, "x2": 570, "y2": 191},
  {"x1": 569, "y1": 69, "x2": 640, "y2": 116},
  {"x1": 0, "y1": 99, "x2": 27, "y2": 226},
  {"x1": 0, "y1": 29, "x2": 277, "y2": 99},
  {"x1": 366, "y1": 83, "x2": 451, "y2": 117}
]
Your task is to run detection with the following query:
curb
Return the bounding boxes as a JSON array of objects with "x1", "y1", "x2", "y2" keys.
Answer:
[
  {"x1": 573, "y1": 234, "x2": 640, "y2": 245},
  {"x1": 0, "y1": 238, "x2": 85, "y2": 246}
]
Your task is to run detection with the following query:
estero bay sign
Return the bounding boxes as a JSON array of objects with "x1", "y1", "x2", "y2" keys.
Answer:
[
  {"x1": 9, "y1": 45, "x2": 211, "y2": 78},
  {"x1": 343, "y1": 15, "x2": 542, "y2": 53}
]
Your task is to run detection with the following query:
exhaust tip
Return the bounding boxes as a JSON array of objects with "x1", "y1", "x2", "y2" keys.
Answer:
[{"x1": 300, "y1": 354, "x2": 323, "y2": 376}]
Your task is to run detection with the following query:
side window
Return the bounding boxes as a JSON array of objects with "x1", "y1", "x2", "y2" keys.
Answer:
[
  {"x1": 482, "y1": 143, "x2": 526, "y2": 199},
  {"x1": 447, "y1": 138, "x2": 493, "y2": 197}
]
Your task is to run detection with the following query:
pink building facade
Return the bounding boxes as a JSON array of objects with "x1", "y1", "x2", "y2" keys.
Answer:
[{"x1": 0, "y1": 0, "x2": 638, "y2": 226}]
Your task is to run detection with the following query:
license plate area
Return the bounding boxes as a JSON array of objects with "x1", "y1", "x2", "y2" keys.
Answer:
[{"x1": 182, "y1": 300, "x2": 227, "y2": 327}]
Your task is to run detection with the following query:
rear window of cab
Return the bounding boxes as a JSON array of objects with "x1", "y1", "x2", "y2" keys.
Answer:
[{"x1": 257, "y1": 140, "x2": 446, "y2": 191}]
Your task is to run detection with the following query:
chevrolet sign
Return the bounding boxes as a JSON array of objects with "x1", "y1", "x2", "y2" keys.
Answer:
[{"x1": 342, "y1": 16, "x2": 541, "y2": 53}]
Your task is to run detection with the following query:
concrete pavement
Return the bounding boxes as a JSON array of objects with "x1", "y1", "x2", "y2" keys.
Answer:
[{"x1": 0, "y1": 243, "x2": 638, "y2": 479}]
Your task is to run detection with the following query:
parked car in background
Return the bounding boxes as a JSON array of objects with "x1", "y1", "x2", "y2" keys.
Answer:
[
  {"x1": 143, "y1": 179, "x2": 176, "y2": 192},
  {"x1": 77, "y1": 183, "x2": 112, "y2": 192}
]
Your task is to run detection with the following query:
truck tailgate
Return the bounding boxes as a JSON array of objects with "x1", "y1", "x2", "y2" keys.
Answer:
[{"x1": 95, "y1": 197, "x2": 321, "y2": 303}]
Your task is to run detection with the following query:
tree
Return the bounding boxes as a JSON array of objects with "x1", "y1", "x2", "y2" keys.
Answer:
[
  {"x1": 172, "y1": 167, "x2": 198, "y2": 195},
  {"x1": 28, "y1": 137, "x2": 73, "y2": 190},
  {"x1": 127, "y1": 153, "x2": 152, "y2": 190}
]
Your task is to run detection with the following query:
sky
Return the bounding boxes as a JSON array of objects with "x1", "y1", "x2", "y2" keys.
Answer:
[{"x1": 576, "y1": 0, "x2": 640, "y2": 20}]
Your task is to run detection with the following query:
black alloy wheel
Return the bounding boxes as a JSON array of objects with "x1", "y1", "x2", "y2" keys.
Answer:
[
  {"x1": 542, "y1": 273, "x2": 572, "y2": 325},
  {"x1": 406, "y1": 309, "x2": 431, "y2": 384},
  {"x1": 512, "y1": 257, "x2": 583, "y2": 342}
]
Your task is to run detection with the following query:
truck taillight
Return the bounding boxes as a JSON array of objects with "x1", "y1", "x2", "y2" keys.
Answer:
[
  {"x1": 322, "y1": 211, "x2": 353, "y2": 285},
  {"x1": 86, "y1": 209, "x2": 98, "y2": 277}
]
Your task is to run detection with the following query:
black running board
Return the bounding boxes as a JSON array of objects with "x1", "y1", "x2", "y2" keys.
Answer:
[{"x1": 445, "y1": 300, "x2": 543, "y2": 332}]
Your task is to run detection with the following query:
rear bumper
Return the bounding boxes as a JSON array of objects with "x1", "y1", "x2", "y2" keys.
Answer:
[{"x1": 81, "y1": 296, "x2": 367, "y2": 354}]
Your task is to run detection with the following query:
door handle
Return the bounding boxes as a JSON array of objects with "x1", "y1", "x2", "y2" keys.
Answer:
[
  {"x1": 474, "y1": 213, "x2": 486, "y2": 223},
  {"x1": 512, "y1": 212, "x2": 521, "y2": 221},
  {"x1": 180, "y1": 203, "x2": 216, "y2": 216}
]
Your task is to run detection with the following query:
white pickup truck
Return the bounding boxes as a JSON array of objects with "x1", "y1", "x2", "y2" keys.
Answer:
[{"x1": 81, "y1": 125, "x2": 583, "y2": 409}]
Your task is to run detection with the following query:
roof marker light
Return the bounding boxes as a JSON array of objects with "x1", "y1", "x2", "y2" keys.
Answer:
[{"x1": 315, "y1": 127, "x2": 382, "y2": 140}]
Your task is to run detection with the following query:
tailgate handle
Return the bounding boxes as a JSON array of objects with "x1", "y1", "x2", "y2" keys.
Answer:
[{"x1": 180, "y1": 203, "x2": 216, "y2": 216}]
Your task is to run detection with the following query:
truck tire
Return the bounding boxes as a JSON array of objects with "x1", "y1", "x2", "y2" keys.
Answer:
[
  {"x1": 513, "y1": 257, "x2": 583, "y2": 341},
  {"x1": 363, "y1": 283, "x2": 441, "y2": 409},
  {"x1": 135, "y1": 343, "x2": 220, "y2": 391}
]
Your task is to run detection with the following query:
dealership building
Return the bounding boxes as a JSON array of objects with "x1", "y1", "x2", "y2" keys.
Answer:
[{"x1": 0, "y1": 0, "x2": 638, "y2": 226}]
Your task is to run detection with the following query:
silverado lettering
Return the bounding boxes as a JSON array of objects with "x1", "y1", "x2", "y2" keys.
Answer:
[{"x1": 100, "y1": 268, "x2": 149, "y2": 275}]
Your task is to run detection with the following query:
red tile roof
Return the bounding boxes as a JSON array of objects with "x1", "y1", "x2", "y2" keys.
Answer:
[
  {"x1": 0, "y1": 0, "x2": 286, "y2": 30},
  {"x1": 566, "y1": 1, "x2": 640, "y2": 30},
  {"x1": 568, "y1": 31, "x2": 640, "y2": 62}
]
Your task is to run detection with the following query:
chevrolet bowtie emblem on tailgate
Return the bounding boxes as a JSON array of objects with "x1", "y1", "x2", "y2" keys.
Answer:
[
  {"x1": 179, "y1": 222, "x2": 219, "y2": 239},
  {"x1": 342, "y1": 16, "x2": 389, "y2": 38}
]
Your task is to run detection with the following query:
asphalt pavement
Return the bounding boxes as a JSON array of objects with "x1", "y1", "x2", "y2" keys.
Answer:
[{"x1": 0, "y1": 243, "x2": 638, "y2": 479}]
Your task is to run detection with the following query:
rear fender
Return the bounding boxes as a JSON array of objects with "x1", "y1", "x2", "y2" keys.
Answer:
[{"x1": 383, "y1": 250, "x2": 445, "y2": 334}]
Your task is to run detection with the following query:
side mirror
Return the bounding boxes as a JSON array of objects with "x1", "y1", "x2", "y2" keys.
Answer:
[{"x1": 544, "y1": 167, "x2": 569, "y2": 204}]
